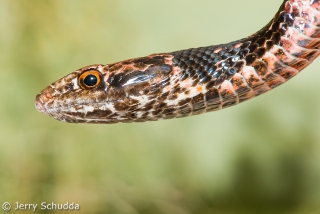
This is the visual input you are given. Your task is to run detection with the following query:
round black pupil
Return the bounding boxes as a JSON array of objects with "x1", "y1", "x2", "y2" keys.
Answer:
[{"x1": 84, "y1": 74, "x2": 98, "y2": 86}]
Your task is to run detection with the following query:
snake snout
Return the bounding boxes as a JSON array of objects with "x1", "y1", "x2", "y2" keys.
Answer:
[
  {"x1": 35, "y1": 93, "x2": 46, "y2": 113},
  {"x1": 35, "y1": 90, "x2": 54, "y2": 114}
]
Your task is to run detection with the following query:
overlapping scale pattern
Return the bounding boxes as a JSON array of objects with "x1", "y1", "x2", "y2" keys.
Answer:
[{"x1": 168, "y1": 0, "x2": 320, "y2": 116}]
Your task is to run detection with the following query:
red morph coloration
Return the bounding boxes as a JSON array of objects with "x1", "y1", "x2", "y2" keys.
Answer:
[{"x1": 35, "y1": 0, "x2": 320, "y2": 124}]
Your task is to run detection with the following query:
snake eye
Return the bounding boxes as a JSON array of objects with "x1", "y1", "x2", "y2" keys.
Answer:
[{"x1": 79, "y1": 69, "x2": 101, "y2": 89}]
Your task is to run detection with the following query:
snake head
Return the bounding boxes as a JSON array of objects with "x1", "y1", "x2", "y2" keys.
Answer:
[{"x1": 35, "y1": 54, "x2": 179, "y2": 123}]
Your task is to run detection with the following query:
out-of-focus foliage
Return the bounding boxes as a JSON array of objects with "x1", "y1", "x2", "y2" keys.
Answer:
[{"x1": 1, "y1": 1, "x2": 320, "y2": 213}]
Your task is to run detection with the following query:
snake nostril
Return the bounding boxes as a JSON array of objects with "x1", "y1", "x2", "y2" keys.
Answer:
[{"x1": 44, "y1": 92, "x2": 53, "y2": 99}]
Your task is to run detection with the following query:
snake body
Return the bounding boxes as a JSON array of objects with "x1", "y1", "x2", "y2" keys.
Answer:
[{"x1": 35, "y1": 1, "x2": 320, "y2": 124}]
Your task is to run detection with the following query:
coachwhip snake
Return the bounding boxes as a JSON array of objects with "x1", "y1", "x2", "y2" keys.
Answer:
[{"x1": 35, "y1": 0, "x2": 320, "y2": 124}]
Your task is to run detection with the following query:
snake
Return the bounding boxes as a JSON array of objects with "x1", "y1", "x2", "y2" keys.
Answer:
[{"x1": 35, "y1": 0, "x2": 320, "y2": 124}]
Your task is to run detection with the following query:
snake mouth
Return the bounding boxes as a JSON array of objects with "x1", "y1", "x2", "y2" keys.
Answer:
[
  {"x1": 35, "y1": 94, "x2": 67, "y2": 122},
  {"x1": 35, "y1": 96, "x2": 121, "y2": 123}
]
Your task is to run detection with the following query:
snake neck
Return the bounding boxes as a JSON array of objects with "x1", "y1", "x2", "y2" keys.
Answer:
[{"x1": 166, "y1": 0, "x2": 320, "y2": 113}]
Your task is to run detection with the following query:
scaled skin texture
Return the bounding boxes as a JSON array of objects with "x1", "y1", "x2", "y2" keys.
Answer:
[{"x1": 36, "y1": 0, "x2": 320, "y2": 124}]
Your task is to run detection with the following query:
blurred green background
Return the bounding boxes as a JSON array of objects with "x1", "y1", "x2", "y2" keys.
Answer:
[{"x1": 1, "y1": 0, "x2": 320, "y2": 213}]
